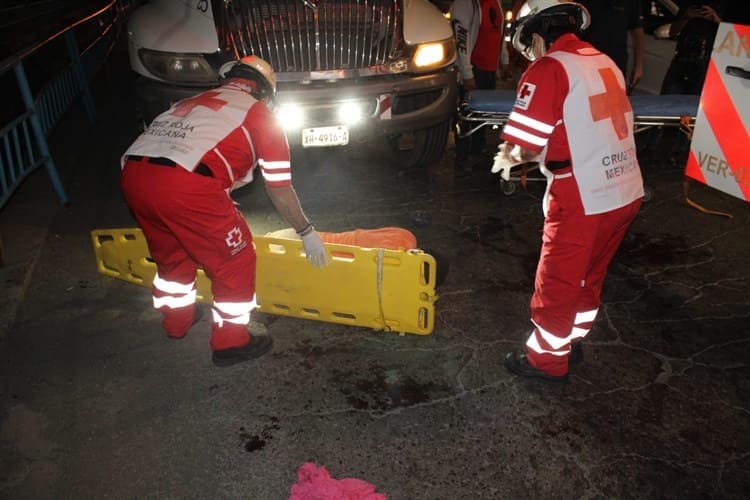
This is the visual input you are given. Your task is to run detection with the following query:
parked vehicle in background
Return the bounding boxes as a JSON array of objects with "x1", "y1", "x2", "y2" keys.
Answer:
[{"x1": 127, "y1": 0, "x2": 459, "y2": 168}]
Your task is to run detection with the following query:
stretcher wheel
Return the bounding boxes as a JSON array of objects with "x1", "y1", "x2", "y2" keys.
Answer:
[{"x1": 500, "y1": 179, "x2": 516, "y2": 195}]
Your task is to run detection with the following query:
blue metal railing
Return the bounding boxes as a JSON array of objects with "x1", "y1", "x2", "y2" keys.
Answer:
[{"x1": 0, "y1": 1, "x2": 127, "y2": 210}]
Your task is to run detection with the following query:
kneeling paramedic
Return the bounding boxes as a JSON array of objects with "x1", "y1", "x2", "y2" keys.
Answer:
[
  {"x1": 493, "y1": 0, "x2": 644, "y2": 381},
  {"x1": 120, "y1": 56, "x2": 329, "y2": 367}
]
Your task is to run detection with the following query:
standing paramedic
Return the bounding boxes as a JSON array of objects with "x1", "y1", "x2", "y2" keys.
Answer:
[
  {"x1": 492, "y1": 0, "x2": 643, "y2": 382},
  {"x1": 120, "y1": 56, "x2": 329, "y2": 367},
  {"x1": 450, "y1": 0, "x2": 504, "y2": 166}
]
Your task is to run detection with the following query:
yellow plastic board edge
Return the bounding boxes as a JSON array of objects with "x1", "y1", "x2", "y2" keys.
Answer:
[{"x1": 91, "y1": 228, "x2": 438, "y2": 335}]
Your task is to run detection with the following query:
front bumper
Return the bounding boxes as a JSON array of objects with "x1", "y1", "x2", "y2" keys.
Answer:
[{"x1": 133, "y1": 68, "x2": 459, "y2": 145}]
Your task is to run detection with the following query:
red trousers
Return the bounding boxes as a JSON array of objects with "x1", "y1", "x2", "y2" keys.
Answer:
[
  {"x1": 526, "y1": 171, "x2": 642, "y2": 376},
  {"x1": 121, "y1": 161, "x2": 256, "y2": 350}
]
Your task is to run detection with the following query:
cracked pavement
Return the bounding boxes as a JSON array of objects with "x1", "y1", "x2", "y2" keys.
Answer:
[{"x1": 1, "y1": 44, "x2": 749, "y2": 499}]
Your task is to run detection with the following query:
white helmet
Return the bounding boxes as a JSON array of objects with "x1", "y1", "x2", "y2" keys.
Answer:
[
  {"x1": 511, "y1": 0, "x2": 590, "y2": 61},
  {"x1": 218, "y1": 55, "x2": 277, "y2": 98}
]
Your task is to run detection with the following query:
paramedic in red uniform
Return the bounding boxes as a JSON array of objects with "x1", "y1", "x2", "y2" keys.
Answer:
[
  {"x1": 494, "y1": 0, "x2": 644, "y2": 382},
  {"x1": 451, "y1": 0, "x2": 504, "y2": 165},
  {"x1": 120, "y1": 56, "x2": 329, "y2": 367}
]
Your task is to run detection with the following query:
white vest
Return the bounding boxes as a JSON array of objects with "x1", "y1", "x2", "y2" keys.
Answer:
[
  {"x1": 545, "y1": 50, "x2": 643, "y2": 215},
  {"x1": 122, "y1": 84, "x2": 256, "y2": 172}
]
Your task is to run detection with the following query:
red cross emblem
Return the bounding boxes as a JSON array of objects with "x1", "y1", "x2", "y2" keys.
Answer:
[
  {"x1": 171, "y1": 91, "x2": 227, "y2": 118},
  {"x1": 589, "y1": 68, "x2": 631, "y2": 140},
  {"x1": 225, "y1": 227, "x2": 244, "y2": 248},
  {"x1": 519, "y1": 84, "x2": 533, "y2": 99}
]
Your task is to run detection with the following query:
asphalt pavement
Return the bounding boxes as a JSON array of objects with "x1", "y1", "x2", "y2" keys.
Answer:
[{"x1": 1, "y1": 42, "x2": 749, "y2": 499}]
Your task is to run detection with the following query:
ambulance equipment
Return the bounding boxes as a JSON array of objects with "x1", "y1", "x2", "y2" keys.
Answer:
[
  {"x1": 457, "y1": 89, "x2": 698, "y2": 194},
  {"x1": 91, "y1": 228, "x2": 438, "y2": 336}
]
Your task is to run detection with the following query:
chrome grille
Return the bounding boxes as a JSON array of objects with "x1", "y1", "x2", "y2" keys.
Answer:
[{"x1": 217, "y1": 0, "x2": 401, "y2": 73}]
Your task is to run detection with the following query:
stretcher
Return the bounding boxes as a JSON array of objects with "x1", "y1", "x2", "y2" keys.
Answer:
[
  {"x1": 457, "y1": 90, "x2": 700, "y2": 194},
  {"x1": 90, "y1": 228, "x2": 438, "y2": 336}
]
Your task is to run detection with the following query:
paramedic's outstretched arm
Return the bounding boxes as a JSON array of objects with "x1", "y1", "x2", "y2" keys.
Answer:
[
  {"x1": 450, "y1": 0, "x2": 477, "y2": 90},
  {"x1": 491, "y1": 142, "x2": 539, "y2": 181},
  {"x1": 265, "y1": 184, "x2": 329, "y2": 267}
]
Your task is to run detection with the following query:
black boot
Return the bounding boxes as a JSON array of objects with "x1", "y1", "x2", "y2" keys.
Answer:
[
  {"x1": 504, "y1": 350, "x2": 568, "y2": 382},
  {"x1": 212, "y1": 335, "x2": 273, "y2": 367}
]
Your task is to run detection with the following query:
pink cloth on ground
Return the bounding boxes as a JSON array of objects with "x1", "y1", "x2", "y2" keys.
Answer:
[{"x1": 289, "y1": 462, "x2": 386, "y2": 500}]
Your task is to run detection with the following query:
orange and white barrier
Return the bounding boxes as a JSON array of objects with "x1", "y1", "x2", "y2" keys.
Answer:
[{"x1": 684, "y1": 23, "x2": 750, "y2": 202}]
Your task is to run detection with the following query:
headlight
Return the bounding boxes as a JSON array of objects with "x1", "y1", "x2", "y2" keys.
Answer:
[
  {"x1": 410, "y1": 38, "x2": 456, "y2": 73},
  {"x1": 138, "y1": 49, "x2": 216, "y2": 84},
  {"x1": 414, "y1": 43, "x2": 445, "y2": 68},
  {"x1": 338, "y1": 102, "x2": 364, "y2": 125},
  {"x1": 276, "y1": 104, "x2": 305, "y2": 130}
]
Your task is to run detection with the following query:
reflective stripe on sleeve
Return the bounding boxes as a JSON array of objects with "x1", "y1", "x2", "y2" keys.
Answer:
[
  {"x1": 259, "y1": 160, "x2": 291, "y2": 183},
  {"x1": 260, "y1": 160, "x2": 291, "y2": 171},
  {"x1": 503, "y1": 124, "x2": 548, "y2": 147},
  {"x1": 507, "y1": 111, "x2": 555, "y2": 134}
]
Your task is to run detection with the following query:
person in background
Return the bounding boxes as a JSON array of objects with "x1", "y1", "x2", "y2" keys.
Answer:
[
  {"x1": 120, "y1": 56, "x2": 329, "y2": 367},
  {"x1": 579, "y1": 0, "x2": 645, "y2": 93},
  {"x1": 658, "y1": 0, "x2": 729, "y2": 164},
  {"x1": 660, "y1": 0, "x2": 727, "y2": 95},
  {"x1": 450, "y1": 0, "x2": 504, "y2": 168},
  {"x1": 493, "y1": 0, "x2": 644, "y2": 382}
]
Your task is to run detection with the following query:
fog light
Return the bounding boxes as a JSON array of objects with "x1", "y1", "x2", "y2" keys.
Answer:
[
  {"x1": 277, "y1": 104, "x2": 304, "y2": 130},
  {"x1": 338, "y1": 102, "x2": 363, "y2": 125}
]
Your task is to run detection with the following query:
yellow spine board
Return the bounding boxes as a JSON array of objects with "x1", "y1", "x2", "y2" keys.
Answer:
[{"x1": 90, "y1": 228, "x2": 438, "y2": 335}]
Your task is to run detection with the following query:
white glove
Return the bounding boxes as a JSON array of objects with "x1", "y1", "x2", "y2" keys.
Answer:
[
  {"x1": 301, "y1": 230, "x2": 329, "y2": 268},
  {"x1": 491, "y1": 142, "x2": 516, "y2": 181}
]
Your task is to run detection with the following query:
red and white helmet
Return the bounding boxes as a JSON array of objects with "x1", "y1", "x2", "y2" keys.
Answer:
[
  {"x1": 218, "y1": 55, "x2": 277, "y2": 97},
  {"x1": 511, "y1": 0, "x2": 590, "y2": 61}
]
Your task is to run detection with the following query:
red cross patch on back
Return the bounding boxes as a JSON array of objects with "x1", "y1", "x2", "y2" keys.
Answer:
[
  {"x1": 589, "y1": 68, "x2": 631, "y2": 141},
  {"x1": 171, "y1": 91, "x2": 228, "y2": 118}
]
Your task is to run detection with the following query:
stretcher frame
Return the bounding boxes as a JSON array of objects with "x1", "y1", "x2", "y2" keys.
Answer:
[
  {"x1": 90, "y1": 227, "x2": 439, "y2": 336},
  {"x1": 457, "y1": 90, "x2": 700, "y2": 195}
]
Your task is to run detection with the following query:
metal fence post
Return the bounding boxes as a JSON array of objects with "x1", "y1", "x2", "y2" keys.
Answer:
[
  {"x1": 13, "y1": 62, "x2": 69, "y2": 205},
  {"x1": 65, "y1": 30, "x2": 96, "y2": 123}
]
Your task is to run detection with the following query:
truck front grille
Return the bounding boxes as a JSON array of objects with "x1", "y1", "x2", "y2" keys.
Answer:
[{"x1": 217, "y1": 0, "x2": 401, "y2": 73}]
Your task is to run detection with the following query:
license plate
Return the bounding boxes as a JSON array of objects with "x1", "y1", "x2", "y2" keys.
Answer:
[{"x1": 302, "y1": 126, "x2": 349, "y2": 147}]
